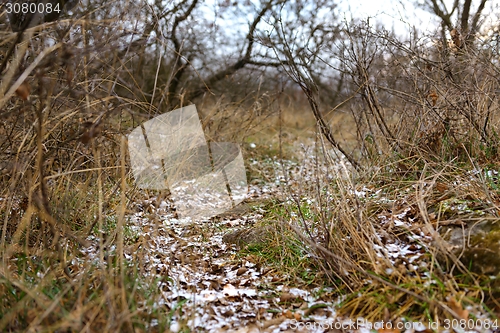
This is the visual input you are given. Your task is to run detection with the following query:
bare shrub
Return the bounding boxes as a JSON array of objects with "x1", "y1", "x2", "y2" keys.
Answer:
[{"x1": 274, "y1": 12, "x2": 500, "y2": 320}]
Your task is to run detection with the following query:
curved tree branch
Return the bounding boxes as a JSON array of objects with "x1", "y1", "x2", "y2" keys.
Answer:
[
  {"x1": 185, "y1": 0, "x2": 277, "y2": 102},
  {"x1": 167, "y1": 0, "x2": 199, "y2": 106}
]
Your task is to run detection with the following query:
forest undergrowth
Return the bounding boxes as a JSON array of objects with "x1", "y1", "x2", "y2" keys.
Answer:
[{"x1": 1, "y1": 0, "x2": 500, "y2": 331}]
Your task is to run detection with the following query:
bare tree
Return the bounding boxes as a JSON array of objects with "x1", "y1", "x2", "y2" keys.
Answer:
[{"x1": 419, "y1": 0, "x2": 489, "y2": 47}]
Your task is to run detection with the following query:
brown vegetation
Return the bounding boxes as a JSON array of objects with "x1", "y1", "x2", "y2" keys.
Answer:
[{"x1": 0, "y1": 0, "x2": 499, "y2": 331}]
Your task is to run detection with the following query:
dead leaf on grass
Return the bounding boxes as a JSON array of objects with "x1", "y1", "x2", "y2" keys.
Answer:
[
  {"x1": 280, "y1": 292, "x2": 302, "y2": 303},
  {"x1": 448, "y1": 297, "x2": 469, "y2": 319}
]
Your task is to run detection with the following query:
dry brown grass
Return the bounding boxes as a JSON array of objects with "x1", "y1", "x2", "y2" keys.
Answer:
[{"x1": 1, "y1": 6, "x2": 500, "y2": 332}]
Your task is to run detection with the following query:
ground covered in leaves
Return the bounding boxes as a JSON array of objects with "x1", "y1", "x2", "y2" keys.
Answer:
[{"x1": 76, "y1": 139, "x2": 499, "y2": 332}]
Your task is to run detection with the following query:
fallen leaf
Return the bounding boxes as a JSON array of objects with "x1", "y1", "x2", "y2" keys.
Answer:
[
  {"x1": 282, "y1": 310, "x2": 294, "y2": 319},
  {"x1": 15, "y1": 82, "x2": 30, "y2": 100},
  {"x1": 448, "y1": 297, "x2": 469, "y2": 319},
  {"x1": 237, "y1": 266, "x2": 247, "y2": 276},
  {"x1": 280, "y1": 292, "x2": 301, "y2": 303}
]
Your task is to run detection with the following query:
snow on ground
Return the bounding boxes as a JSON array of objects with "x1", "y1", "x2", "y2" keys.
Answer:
[{"x1": 79, "y1": 141, "x2": 497, "y2": 332}]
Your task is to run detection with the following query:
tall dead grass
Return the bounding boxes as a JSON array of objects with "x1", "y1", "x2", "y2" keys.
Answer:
[
  {"x1": 0, "y1": 9, "x2": 283, "y2": 331},
  {"x1": 277, "y1": 20, "x2": 500, "y2": 321}
]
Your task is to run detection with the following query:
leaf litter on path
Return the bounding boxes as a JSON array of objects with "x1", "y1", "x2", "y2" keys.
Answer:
[{"x1": 80, "y1": 140, "x2": 498, "y2": 332}]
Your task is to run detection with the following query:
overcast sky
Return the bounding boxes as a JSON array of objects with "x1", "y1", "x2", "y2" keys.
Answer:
[
  {"x1": 339, "y1": 0, "x2": 499, "y2": 36},
  {"x1": 338, "y1": 0, "x2": 439, "y2": 35}
]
